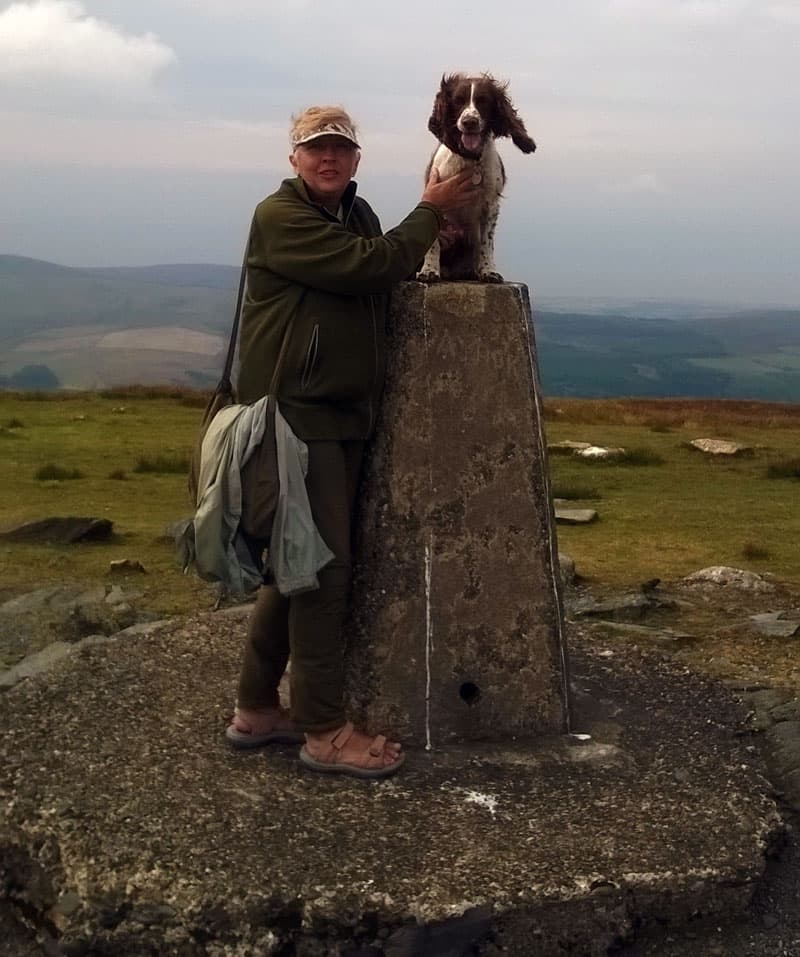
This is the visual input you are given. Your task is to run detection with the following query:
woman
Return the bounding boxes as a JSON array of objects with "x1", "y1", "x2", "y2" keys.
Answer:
[{"x1": 227, "y1": 105, "x2": 476, "y2": 778}]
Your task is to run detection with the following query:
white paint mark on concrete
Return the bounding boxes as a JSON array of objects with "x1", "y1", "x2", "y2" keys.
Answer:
[
  {"x1": 464, "y1": 790, "x2": 498, "y2": 816},
  {"x1": 425, "y1": 536, "x2": 434, "y2": 751}
]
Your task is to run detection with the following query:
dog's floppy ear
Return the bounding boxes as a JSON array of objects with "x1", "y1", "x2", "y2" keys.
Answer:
[
  {"x1": 490, "y1": 81, "x2": 537, "y2": 154},
  {"x1": 427, "y1": 74, "x2": 451, "y2": 141}
]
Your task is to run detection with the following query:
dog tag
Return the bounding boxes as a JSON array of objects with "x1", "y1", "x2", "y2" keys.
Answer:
[{"x1": 471, "y1": 169, "x2": 483, "y2": 185}]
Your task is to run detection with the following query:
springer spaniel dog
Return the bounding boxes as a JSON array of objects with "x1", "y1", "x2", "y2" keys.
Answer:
[{"x1": 418, "y1": 73, "x2": 536, "y2": 283}]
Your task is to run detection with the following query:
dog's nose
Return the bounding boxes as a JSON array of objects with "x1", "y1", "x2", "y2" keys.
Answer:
[{"x1": 461, "y1": 117, "x2": 480, "y2": 132}]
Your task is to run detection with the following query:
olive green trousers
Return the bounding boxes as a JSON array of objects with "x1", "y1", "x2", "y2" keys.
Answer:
[{"x1": 236, "y1": 439, "x2": 364, "y2": 732}]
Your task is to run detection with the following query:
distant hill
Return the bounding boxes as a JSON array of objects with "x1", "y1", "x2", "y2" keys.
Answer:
[
  {"x1": 0, "y1": 255, "x2": 236, "y2": 337},
  {"x1": 1, "y1": 255, "x2": 799, "y2": 399},
  {"x1": 0, "y1": 256, "x2": 237, "y2": 390},
  {"x1": 534, "y1": 310, "x2": 800, "y2": 400}
]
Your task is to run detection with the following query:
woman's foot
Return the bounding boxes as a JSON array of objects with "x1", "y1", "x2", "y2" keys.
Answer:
[
  {"x1": 300, "y1": 721, "x2": 404, "y2": 779},
  {"x1": 225, "y1": 705, "x2": 304, "y2": 749}
]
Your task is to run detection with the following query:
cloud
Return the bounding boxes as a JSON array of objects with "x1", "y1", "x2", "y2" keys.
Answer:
[
  {"x1": 766, "y1": 2, "x2": 800, "y2": 23},
  {"x1": 603, "y1": 173, "x2": 669, "y2": 195},
  {"x1": 0, "y1": 109, "x2": 289, "y2": 171},
  {"x1": 0, "y1": 1, "x2": 176, "y2": 90},
  {"x1": 608, "y1": 0, "x2": 749, "y2": 23}
]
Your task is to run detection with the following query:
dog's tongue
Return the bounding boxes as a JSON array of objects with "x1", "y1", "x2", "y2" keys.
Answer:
[{"x1": 461, "y1": 132, "x2": 481, "y2": 152}]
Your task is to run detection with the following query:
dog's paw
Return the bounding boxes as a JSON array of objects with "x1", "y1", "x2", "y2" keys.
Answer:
[
  {"x1": 479, "y1": 271, "x2": 504, "y2": 284},
  {"x1": 416, "y1": 270, "x2": 441, "y2": 284}
]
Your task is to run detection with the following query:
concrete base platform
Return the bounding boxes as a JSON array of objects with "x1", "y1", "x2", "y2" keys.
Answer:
[{"x1": 0, "y1": 613, "x2": 782, "y2": 956}]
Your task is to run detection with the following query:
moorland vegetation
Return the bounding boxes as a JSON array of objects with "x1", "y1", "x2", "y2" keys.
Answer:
[{"x1": 1, "y1": 389, "x2": 798, "y2": 623}]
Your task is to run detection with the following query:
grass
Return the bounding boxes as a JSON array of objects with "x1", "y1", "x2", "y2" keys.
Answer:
[
  {"x1": 35, "y1": 463, "x2": 85, "y2": 481},
  {"x1": 133, "y1": 454, "x2": 189, "y2": 475},
  {"x1": 741, "y1": 542, "x2": 771, "y2": 561},
  {"x1": 98, "y1": 384, "x2": 211, "y2": 403},
  {"x1": 0, "y1": 390, "x2": 209, "y2": 617},
  {"x1": 551, "y1": 483, "x2": 601, "y2": 501},
  {"x1": 543, "y1": 397, "x2": 800, "y2": 430},
  {"x1": 767, "y1": 457, "x2": 800, "y2": 480},
  {"x1": 1, "y1": 391, "x2": 799, "y2": 618},
  {"x1": 545, "y1": 398, "x2": 800, "y2": 588}
]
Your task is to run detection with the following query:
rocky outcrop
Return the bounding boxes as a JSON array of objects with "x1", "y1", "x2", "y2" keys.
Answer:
[
  {"x1": 555, "y1": 507, "x2": 599, "y2": 525},
  {"x1": 0, "y1": 583, "x2": 159, "y2": 678},
  {"x1": 0, "y1": 517, "x2": 113, "y2": 545},
  {"x1": 689, "y1": 439, "x2": 754, "y2": 456},
  {"x1": 683, "y1": 566, "x2": 775, "y2": 592}
]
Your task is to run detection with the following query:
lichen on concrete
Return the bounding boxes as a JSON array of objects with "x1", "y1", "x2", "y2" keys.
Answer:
[
  {"x1": 345, "y1": 282, "x2": 570, "y2": 746},
  {"x1": 0, "y1": 612, "x2": 782, "y2": 955}
]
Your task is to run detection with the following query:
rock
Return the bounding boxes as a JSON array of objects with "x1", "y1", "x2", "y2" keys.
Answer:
[
  {"x1": 683, "y1": 566, "x2": 774, "y2": 592},
  {"x1": 105, "y1": 585, "x2": 127, "y2": 606},
  {"x1": 109, "y1": 559, "x2": 147, "y2": 575},
  {"x1": 0, "y1": 584, "x2": 105, "y2": 616},
  {"x1": 0, "y1": 641, "x2": 74, "y2": 689},
  {"x1": 742, "y1": 688, "x2": 794, "y2": 730},
  {"x1": 54, "y1": 892, "x2": 83, "y2": 918},
  {"x1": 0, "y1": 620, "x2": 169, "y2": 691},
  {"x1": 0, "y1": 517, "x2": 114, "y2": 545},
  {"x1": 71, "y1": 601, "x2": 137, "y2": 635},
  {"x1": 770, "y1": 700, "x2": 800, "y2": 724},
  {"x1": 549, "y1": 440, "x2": 592, "y2": 453},
  {"x1": 749, "y1": 611, "x2": 800, "y2": 639},
  {"x1": 559, "y1": 552, "x2": 576, "y2": 587},
  {"x1": 689, "y1": 438, "x2": 753, "y2": 456},
  {"x1": 574, "y1": 446, "x2": 625, "y2": 459},
  {"x1": 589, "y1": 620, "x2": 697, "y2": 650},
  {"x1": 567, "y1": 591, "x2": 672, "y2": 622},
  {"x1": 0, "y1": 583, "x2": 158, "y2": 673},
  {"x1": 555, "y1": 508, "x2": 598, "y2": 525},
  {"x1": 110, "y1": 620, "x2": 170, "y2": 639}
]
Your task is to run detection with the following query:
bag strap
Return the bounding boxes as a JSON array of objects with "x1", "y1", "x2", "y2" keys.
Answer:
[{"x1": 218, "y1": 233, "x2": 251, "y2": 392}]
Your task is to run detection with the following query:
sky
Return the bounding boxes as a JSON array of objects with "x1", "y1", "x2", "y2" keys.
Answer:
[{"x1": 0, "y1": 0, "x2": 798, "y2": 306}]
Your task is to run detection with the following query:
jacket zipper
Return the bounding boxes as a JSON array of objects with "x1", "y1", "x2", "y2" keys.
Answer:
[
  {"x1": 320, "y1": 192, "x2": 376, "y2": 433},
  {"x1": 301, "y1": 323, "x2": 319, "y2": 391}
]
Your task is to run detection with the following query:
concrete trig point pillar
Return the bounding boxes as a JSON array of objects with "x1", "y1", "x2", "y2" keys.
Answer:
[{"x1": 345, "y1": 282, "x2": 570, "y2": 747}]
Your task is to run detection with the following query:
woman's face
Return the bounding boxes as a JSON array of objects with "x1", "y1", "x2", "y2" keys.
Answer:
[{"x1": 290, "y1": 135, "x2": 360, "y2": 210}]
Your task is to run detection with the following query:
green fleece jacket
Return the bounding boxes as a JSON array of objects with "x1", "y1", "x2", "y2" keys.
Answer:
[{"x1": 237, "y1": 176, "x2": 442, "y2": 440}]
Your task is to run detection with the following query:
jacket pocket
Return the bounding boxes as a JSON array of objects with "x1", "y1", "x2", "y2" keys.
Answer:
[{"x1": 300, "y1": 323, "x2": 319, "y2": 392}]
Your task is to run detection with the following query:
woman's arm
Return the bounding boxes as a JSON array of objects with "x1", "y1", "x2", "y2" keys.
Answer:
[{"x1": 253, "y1": 170, "x2": 478, "y2": 296}]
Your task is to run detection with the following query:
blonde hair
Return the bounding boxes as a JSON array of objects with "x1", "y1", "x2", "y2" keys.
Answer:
[{"x1": 290, "y1": 105, "x2": 359, "y2": 149}]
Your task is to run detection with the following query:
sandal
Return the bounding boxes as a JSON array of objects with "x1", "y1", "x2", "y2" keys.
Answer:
[
  {"x1": 299, "y1": 721, "x2": 405, "y2": 779},
  {"x1": 225, "y1": 708, "x2": 305, "y2": 749}
]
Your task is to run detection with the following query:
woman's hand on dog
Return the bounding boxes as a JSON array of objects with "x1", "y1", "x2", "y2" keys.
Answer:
[{"x1": 421, "y1": 168, "x2": 477, "y2": 214}]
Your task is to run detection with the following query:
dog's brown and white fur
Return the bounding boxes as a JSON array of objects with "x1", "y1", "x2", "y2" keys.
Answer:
[{"x1": 418, "y1": 73, "x2": 536, "y2": 283}]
